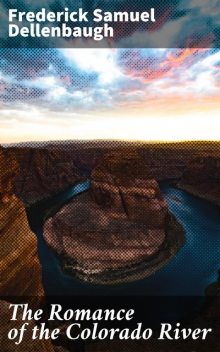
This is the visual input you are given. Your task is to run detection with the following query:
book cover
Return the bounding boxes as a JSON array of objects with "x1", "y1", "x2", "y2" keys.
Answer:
[{"x1": 0, "y1": 1, "x2": 219, "y2": 351}]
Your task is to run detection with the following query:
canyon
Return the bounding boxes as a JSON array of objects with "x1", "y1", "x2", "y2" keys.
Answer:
[
  {"x1": 43, "y1": 151, "x2": 184, "y2": 284},
  {"x1": 3, "y1": 141, "x2": 220, "y2": 206},
  {"x1": 0, "y1": 140, "x2": 219, "y2": 351},
  {"x1": 6, "y1": 140, "x2": 220, "y2": 205}
]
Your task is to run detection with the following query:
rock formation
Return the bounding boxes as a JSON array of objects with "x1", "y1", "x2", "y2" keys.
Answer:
[
  {"x1": 6, "y1": 142, "x2": 220, "y2": 206},
  {"x1": 0, "y1": 147, "x2": 57, "y2": 350},
  {"x1": 0, "y1": 147, "x2": 44, "y2": 308},
  {"x1": 44, "y1": 151, "x2": 185, "y2": 285},
  {"x1": 12, "y1": 147, "x2": 83, "y2": 206},
  {"x1": 178, "y1": 156, "x2": 220, "y2": 205}
]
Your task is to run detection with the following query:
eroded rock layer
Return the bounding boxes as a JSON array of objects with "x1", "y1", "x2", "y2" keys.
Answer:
[
  {"x1": 44, "y1": 152, "x2": 184, "y2": 285},
  {"x1": 0, "y1": 147, "x2": 44, "y2": 308},
  {"x1": 178, "y1": 156, "x2": 220, "y2": 205},
  {"x1": 13, "y1": 148, "x2": 83, "y2": 206}
]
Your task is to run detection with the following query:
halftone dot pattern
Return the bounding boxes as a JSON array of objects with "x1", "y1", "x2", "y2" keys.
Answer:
[
  {"x1": 0, "y1": 141, "x2": 220, "y2": 351},
  {"x1": 42, "y1": 151, "x2": 184, "y2": 286},
  {"x1": 0, "y1": 19, "x2": 220, "y2": 352},
  {"x1": 0, "y1": 0, "x2": 220, "y2": 48},
  {"x1": 118, "y1": 48, "x2": 209, "y2": 82},
  {"x1": 0, "y1": 48, "x2": 98, "y2": 108},
  {"x1": 0, "y1": 48, "x2": 218, "y2": 112}
]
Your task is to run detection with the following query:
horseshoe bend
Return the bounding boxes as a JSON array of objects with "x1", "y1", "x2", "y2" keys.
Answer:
[{"x1": 43, "y1": 151, "x2": 185, "y2": 285}]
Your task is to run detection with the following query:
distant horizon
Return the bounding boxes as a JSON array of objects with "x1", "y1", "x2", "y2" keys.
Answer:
[{"x1": 1, "y1": 138, "x2": 220, "y2": 148}]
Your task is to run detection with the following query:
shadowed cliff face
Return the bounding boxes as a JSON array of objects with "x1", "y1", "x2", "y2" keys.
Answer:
[
  {"x1": 0, "y1": 147, "x2": 44, "y2": 308},
  {"x1": 178, "y1": 156, "x2": 220, "y2": 205},
  {"x1": 44, "y1": 151, "x2": 184, "y2": 285},
  {"x1": 13, "y1": 148, "x2": 83, "y2": 206},
  {"x1": 0, "y1": 147, "x2": 56, "y2": 350}
]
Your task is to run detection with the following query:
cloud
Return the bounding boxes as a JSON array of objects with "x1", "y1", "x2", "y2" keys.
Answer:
[
  {"x1": 1, "y1": 1, "x2": 220, "y2": 48},
  {"x1": 0, "y1": 48, "x2": 220, "y2": 127}
]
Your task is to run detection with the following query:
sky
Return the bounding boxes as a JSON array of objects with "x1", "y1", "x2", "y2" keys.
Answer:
[
  {"x1": 0, "y1": 0, "x2": 220, "y2": 143},
  {"x1": 0, "y1": 47, "x2": 220, "y2": 143}
]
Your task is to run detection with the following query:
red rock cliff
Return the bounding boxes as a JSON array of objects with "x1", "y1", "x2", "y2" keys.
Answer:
[
  {"x1": 0, "y1": 147, "x2": 44, "y2": 307},
  {"x1": 0, "y1": 147, "x2": 55, "y2": 351},
  {"x1": 13, "y1": 147, "x2": 83, "y2": 206}
]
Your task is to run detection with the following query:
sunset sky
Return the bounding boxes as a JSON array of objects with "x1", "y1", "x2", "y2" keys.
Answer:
[{"x1": 0, "y1": 48, "x2": 220, "y2": 143}]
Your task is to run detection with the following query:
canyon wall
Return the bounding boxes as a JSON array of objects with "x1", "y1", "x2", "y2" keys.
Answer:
[
  {"x1": 0, "y1": 147, "x2": 44, "y2": 306},
  {"x1": 0, "y1": 147, "x2": 55, "y2": 351},
  {"x1": 5, "y1": 143, "x2": 219, "y2": 206},
  {"x1": 178, "y1": 156, "x2": 220, "y2": 205},
  {"x1": 12, "y1": 147, "x2": 84, "y2": 206}
]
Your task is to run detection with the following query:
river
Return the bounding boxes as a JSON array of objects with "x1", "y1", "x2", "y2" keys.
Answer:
[{"x1": 28, "y1": 181, "x2": 220, "y2": 299}]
